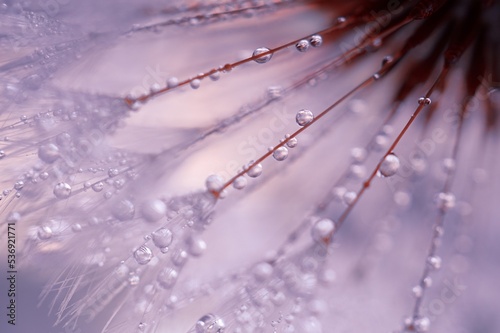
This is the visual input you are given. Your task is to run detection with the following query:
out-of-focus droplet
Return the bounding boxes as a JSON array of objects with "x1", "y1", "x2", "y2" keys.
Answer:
[
  {"x1": 295, "y1": 39, "x2": 310, "y2": 52},
  {"x1": 141, "y1": 199, "x2": 166, "y2": 222}
]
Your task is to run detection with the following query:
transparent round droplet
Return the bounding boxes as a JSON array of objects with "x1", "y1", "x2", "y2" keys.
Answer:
[
  {"x1": 286, "y1": 136, "x2": 298, "y2": 148},
  {"x1": 38, "y1": 144, "x2": 60, "y2": 164},
  {"x1": 311, "y1": 218, "x2": 335, "y2": 243},
  {"x1": 247, "y1": 163, "x2": 262, "y2": 178},
  {"x1": 253, "y1": 262, "x2": 274, "y2": 281},
  {"x1": 423, "y1": 276, "x2": 432, "y2": 287},
  {"x1": 186, "y1": 235, "x2": 207, "y2": 257},
  {"x1": 53, "y1": 182, "x2": 72, "y2": 199},
  {"x1": 343, "y1": 191, "x2": 357, "y2": 205},
  {"x1": 442, "y1": 158, "x2": 456, "y2": 174},
  {"x1": 309, "y1": 35, "x2": 323, "y2": 47},
  {"x1": 167, "y1": 77, "x2": 179, "y2": 88},
  {"x1": 108, "y1": 168, "x2": 119, "y2": 178},
  {"x1": 37, "y1": 225, "x2": 53, "y2": 240},
  {"x1": 112, "y1": 199, "x2": 135, "y2": 221},
  {"x1": 295, "y1": 39, "x2": 310, "y2": 52},
  {"x1": 253, "y1": 47, "x2": 273, "y2": 64},
  {"x1": 273, "y1": 147, "x2": 289, "y2": 161},
  {"x1": 152, "y1": 227, "x2": 173, "y2": 248},
  {"x1": 233, "y1": 176, "x2": 247, "y2": 190},
  {"x1": 14, "y1": 181, "x2": 24, "y2": 190},
  {"x1": 92, "y1": 182, "x2": 104, "y2": 192},
  {"x1": 350, "y1": 147, "x2": 367, "y2": 162},
  {"x1": 206, "y1": 174, "x2": 224, "y2": 192},
  {"x1": 379, "y1": 153, "x2": 400, "y2": 177},
  {"x1": 190, "y1": 79, "x2": 201, "y2": 89},
  {"x1": 296, "y1": 109, "x2": 314, "y2": 126},
  {"x1": 134, "y1": 245, "x2": 153, "y2": 265},
  {"x1": 171, "y1": 249, "x2": 188, "y2": 266},
  {"x1": 0, "y1": 150, "x2": 6, "y2": 159},
  {"x1": 195, "y1": 313, "x2": 226, "y2": 333},
  {"x1": 141, "y1": 199, "x2": 166, "y2": 222},
  {"x1": 157, "y1": 267, "x2": 178, "y2": 289}
]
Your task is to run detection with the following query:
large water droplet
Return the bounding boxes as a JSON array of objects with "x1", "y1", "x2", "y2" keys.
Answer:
[
  {"x1": 152, "y1": 227, "x2": 173, "y2": 248},
  {"x1": 247, "y1": 162, "x2": 262, "y2": 178},
  {"x1": 206, "y1": 175, "x2": 224, "y2": 192},
  {"x1": 195, "y1": 313, "x2": 226, "y2": 333},
  {"x1": 379, "y1": 153, "x2": 400, "y2": 177},
  {"x1": 253, "y1": 47, "x2": 273, "y2": 64},
  {"x1": 295, "y1": 39, "x2": 310, "y2": 52},
  {"x1": 134, "y1": 245, "x2": 153, "y2": 265},
  {"x1": 38, "y1": 144, "x2": 60, "y2": 163},
  {"x1": 157, "y1": 267, "x2": 178, "y2": 289},
  {"x1": 53, "y1": 182, "x2": 71, "y2": 199},
  {"x1": 311, "y1": 218, "x2": 335, "y2": 243},
  {"x1": 273, "y1": 147, "x2": 289, "y2": 161},
  {"x1": 141, "y1": 199, "x2": 166, "y2": 222},
  {"x1": 112, "y1": 199, "x2": 135, "y2": 221},
  {"x1": 296, "y1": 109, "x2": 314, "y2": 126}
]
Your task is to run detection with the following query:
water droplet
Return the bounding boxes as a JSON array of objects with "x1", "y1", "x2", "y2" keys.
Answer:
[
  {"x1": 423, "y1": 276, "x2": 432, "y2": 287},
  {"x1": 350, "y1": 147, "x2": 367, "y2": 162},
  {"x1": 157, "y1": 267, "x2": 178, "y2": 289},
  {"x1": 267, "y1": 86, "x2": 283, "y2": 100},
  {"x1": 442, "y1": 158, "x2": 456, "y2": 174},
  {"x1": 253, "y1": 262, "x2": 273, "y2": 281},
  {"x1": 195, "y1": 313, "x2": 226, "y2": 333},
  {"x1": 38, "y1": 144, "x2": 60, "y2": 163},
  {"x1": 140, "y1": 199, "x2": 166, "y2": 222},
  {"x1": 373, "y1": 73, "x2": 381, "y2": 80},
  {"x1": 343, "y1": 191, "x2": 357, "y2": 205},
  {"x1": 72, "y1": 224, "x2": 82, "y2": 232},
  {"x1": 206, "y1": 174, "x2": 224, "y2": 192},
  {"x1": 435, "y1": 192, "x2": 455, "y2": 211},
  {"x1": 138, "y1": 322, "x2": 146, "y2": 331},
  {"x1": 412, "y1": 285, "x2": 423, "y2": 298},
  {"x1": 273, "y1": 147, "x2": 289, "y2": 161},
  {"x1": 14, "y1": 181, "x2": 24, "y2": 190},
  {"x1": 152, "y1": 227, "x2": 173, "y2": 248},
  {"x1": 171, "y1": 249, "x2": 188, "y2": 266},
  {"x1": 0, "y1": 150, "x2": 5, "y2": 159},
  {"x1": 167, "y1": 77, "x2": 179, "y2": 88},
  {"x1": 311, "y1": 218, "x2": 335, "y2": 242},
  {"x1": 379, "y1": 153, "x2": 400, "y2": 177},
  {"x1": 309, "y1": 35, "x2": 323, "y2": 47},
  {"x1": 128, "y1": 273, "x2": 140, "y2": 285},
  {"x1": 209, "y1": 72, "x2": 220, "y2": 81},
  {"x1": 134, "y1": 245, "x2": 153, "y2": 265},
  {"x1": 295, "y1": 39, "x2": 310, "y2": 52},
  {"x1": 233, "y1": 176, "x2": 247, "y2": 190},
  {"x1": 186, "y1": 235, "x2": 207, "y2": 257},
  {"x1": 418, "y1": 97, "x2": 432, "y2": 105},
  {"x1": 247, "y1": 162, "x2": 263, "y2": 178},
  {"x1": 53, "y1": 182, "x2": 72, "y2": 199},
  {"x1": 413, "y1": 316, "x2": 430, "y2": 332},
  {"x1": 296, "y1": 109, "x2": 314, "y2": 126},
  {"x1": 427, "y1": 255, "x2": 442, "y2": 270},
  {"x1": 38, "y1": 225, "x2": 53, "y2": 240},
  {"x1": 92, "y1": 182, "x2": 104, "y2": 192},
  {"x1": 112, "y1": 199, "x2": 135, "y2": 221},
  {"x1": 286, "y1": 137, "x2": 298, "y2": 148},
  {"x1": 108, "y1": 168, "x2": 119, "y2": 178},
  {"x1": 253, "y1": 47, "x2": 273, "y2": 64},
  {"x1": 190, "y1": 79, "x2": 201, "y2": 89}
]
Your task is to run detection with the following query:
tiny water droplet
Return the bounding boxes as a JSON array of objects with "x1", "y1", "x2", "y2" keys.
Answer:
[
  {"x1": 195, "y1": 313, "x2": 226, "y2": 333},
  {"x1": 418, "y1": 97, "x2": 432, "y2": 105}
]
